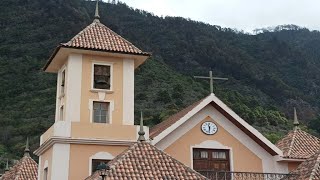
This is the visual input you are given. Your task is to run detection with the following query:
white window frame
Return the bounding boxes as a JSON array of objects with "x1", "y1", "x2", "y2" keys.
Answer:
[
  {"x1": 58, "y1": 66, "x2": 66, "y2": 98},
  {"x1": 89, "y1": 99, "x2": 114, "y2": 124},
  {"x1": 88, "y1": 152, "x2": 114, "y2": 176},
  {"x1": 91, "y1": 62, "x2": 113, "y2": 92}
]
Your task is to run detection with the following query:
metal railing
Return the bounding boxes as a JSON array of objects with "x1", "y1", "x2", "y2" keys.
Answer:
[{"x1": 197, "y1": 171, "x2": 299, "y2": 180}]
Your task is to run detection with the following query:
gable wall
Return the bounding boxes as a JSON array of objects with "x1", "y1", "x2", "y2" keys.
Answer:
[
  {"x1": 164, "y1": 116, "x2": 263, "y2": 172},
  {"x1": 155, "y1": 105, "x2": 289, "y2": 173}
]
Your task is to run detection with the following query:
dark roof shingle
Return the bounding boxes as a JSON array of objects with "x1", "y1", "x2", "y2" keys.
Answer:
[
  {"x1": 85, "y1": 142, "x2": 207, "y2": 180},
  {"x1": 276, "y1": 128, "x2": 320, "y2": 159}
]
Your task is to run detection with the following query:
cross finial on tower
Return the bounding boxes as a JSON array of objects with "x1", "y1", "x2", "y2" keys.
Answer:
[
  {"x1": 138, "y1": 111, "x2": 146, "y2": 142},
  {"x1": 293, "y1": 107, "x2": 300, "y2": 129},
  {"x1": 194, "y1": 70, "x2": 228, "y2": 93},
  {"x1": 5, "y1": 159, "x2": 9, "y2": 171},
  {"x1": 94, "y1": 0, "x2": 100, "y2": 22},
  {"x1": 24, "y1": 137, "x2": 30, "y2": 157}
]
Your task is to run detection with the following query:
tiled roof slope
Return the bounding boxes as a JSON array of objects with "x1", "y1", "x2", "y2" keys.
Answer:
[
  {"x1": 62, "y1": 21, "x2": 150, "y2": 56},
  {"x1": 292, "y1": 150, "x2": 320, "y2": 180},
  {"x1": 86, "y1": 141, "x2": 207, "y2": 180},
  {"x1": 150, "y1": 97, "x2": 207, "y2": 139},
  {"x1": 276, "y1": 128, "x2": 320, "y2": 159},
  {"x1": 1, "y1": 156, "x2": 38, "y2": 180}
]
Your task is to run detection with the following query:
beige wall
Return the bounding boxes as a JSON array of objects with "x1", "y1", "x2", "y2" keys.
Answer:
[
  {"x1": 71, "y1": 122, "x2": 137, "y2": 140},
  {"x1": 41, "y1": 125, "x2": 54, "y2": 145},
  {"x1": 39, "y1": 147, "x2": 53, "y2": 180},
  {"x1": 288, "y1": 162, "x2": 301, "y2": 172},
  {"x1": 68, "y1": 144, "x2": 129, "y2": 180},
  {"x1": 164, "y1": 116, "x2": 263, "y2": 172},
  {"x1": 81, "y1": 55, "x2": 124, "y2": 125}
]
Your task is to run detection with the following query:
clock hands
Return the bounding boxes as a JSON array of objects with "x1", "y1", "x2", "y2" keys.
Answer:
[{"x1": 201, "y1": 122, "x2": 218, "y2": 135}]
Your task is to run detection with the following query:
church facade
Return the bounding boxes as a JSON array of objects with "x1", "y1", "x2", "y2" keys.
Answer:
[{"x1": 1, "y1": 1, "x2": 319, "y2": 180}]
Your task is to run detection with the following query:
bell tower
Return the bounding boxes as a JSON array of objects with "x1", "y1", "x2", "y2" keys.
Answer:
[{"x1": 34, "y1": 1, "x2": 150, "y2": 179}]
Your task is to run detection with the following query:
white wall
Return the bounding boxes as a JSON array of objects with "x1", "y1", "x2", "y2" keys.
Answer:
[{"x1": 65, "y1": 54, "x2": 82, "y2": 122}]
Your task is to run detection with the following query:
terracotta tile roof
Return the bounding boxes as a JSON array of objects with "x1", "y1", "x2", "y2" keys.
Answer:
[
  {"x1": 85, "y1": 141, "x2": 207, "y2": 180},
  {"x1": 291, "y1": 149, "x2": 320, "y2": 180},
  {"x1": 150, "y1": 97, "x2": 207, "y2": 139},
  {"x1": 276, "y1": 128, "x2": 320, "y2": 159},
  {"x1": 0, "y1": 156, "x2": 38, "y2": 180},
  {"x1": 62, "y1": 21, "x2": 150, "y2": 56}
]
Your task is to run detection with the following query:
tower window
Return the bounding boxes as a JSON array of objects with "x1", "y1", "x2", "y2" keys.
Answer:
[
  {"x1": 60, "y1": 70, "x2": 65, "y2": 95},
  {"x1": 59, "y1": 106, "x2": 64, "y2": 121},
  {"x1": 43, "y1": 167, "x2": 48, "y2": 180},
  {"x1": 93, "y1": 102, "x2": 110, "y2": 123},
  {"x1": 93, "y1": 64, "x2": 111, "y2": 90},
  {"x1": 91, "y1": 159, "x2": 110, "y2": 174}
]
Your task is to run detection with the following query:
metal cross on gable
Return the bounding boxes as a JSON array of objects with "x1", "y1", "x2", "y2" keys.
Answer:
[{"x1": 194, "y1": 71, "x2": 228, "y2": 93}]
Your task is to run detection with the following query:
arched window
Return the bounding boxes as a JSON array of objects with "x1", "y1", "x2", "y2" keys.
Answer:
[{"x1": 89, "y1": 152, "x2": 114, "y2": 175}]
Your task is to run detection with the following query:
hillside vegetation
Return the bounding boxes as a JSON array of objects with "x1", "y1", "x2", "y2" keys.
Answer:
[{"x1": 0, "y1": 0, "x2": 320, "y2": 168}]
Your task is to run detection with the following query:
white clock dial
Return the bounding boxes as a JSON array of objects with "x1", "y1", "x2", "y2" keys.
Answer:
[{"x1": 201, "y1": 121, "x2": 218, "y2": 135}]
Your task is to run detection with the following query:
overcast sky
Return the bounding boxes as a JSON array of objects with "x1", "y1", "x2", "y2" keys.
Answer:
[{"x1": 115, "y1": 0, "x2": 320, "y2": 33}]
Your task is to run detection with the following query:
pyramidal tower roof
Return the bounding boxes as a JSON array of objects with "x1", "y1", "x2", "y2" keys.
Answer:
[
  {"x1": 1, "y1": 139, "x2": 38, "y2": 180},
  {"x1": 62, "y1": 21, "x2": 149, "y2": 56},
  {"x1": 44, "y1": 0, "x2": 150, "y2": 72},
  {"x1": 276, "y1": 109, "x2": 320, "y2": 159}
]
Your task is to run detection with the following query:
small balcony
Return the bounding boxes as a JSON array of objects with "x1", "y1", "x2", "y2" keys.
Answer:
[{"x1": 197, "y1": 171, "x2": 298, "y2": 180}]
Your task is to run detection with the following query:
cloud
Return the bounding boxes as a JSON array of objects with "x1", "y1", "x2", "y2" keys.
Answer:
[{"x1": 117, "y1": 0, "x2": 320, "y2": 32}]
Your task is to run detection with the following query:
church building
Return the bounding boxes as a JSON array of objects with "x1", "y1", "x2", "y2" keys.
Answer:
[{"x1": 1, "y1": 1, "x2": 320, "y2": 180}]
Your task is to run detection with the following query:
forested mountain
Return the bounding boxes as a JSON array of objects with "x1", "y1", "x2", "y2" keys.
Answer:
[{"x1": 0, "y1": 0, "x2": 320, "y2": 168}]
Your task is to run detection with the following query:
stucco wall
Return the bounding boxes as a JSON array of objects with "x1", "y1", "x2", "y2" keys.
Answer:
[
  {"x1": 164, "y1": 116, "x2": 263, "y2": 172},
  {"x1": 80, "y1": 55, "x2": 124, "y2": 124},
  {"x1": 38, "y1": 147, "x2": 53, "y2": 180},
  {"x1": 70, "y1": 122, "x2": 138, "y2": 140},
  {"x1": 288, "y1": 162, "x2": 301, "y2": 172},
  {"x1": 68, "y1": 144, "x2": 129, "y2": 180}
]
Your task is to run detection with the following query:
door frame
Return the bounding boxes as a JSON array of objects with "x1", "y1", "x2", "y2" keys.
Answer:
[{"x1": 190, "y1": 140, "x2": 234, "y2": 171}]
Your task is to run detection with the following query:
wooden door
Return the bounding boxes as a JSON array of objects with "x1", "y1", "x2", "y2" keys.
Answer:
[{"x1": 193, "y1": 148, "x2": 230, "y2": 171}]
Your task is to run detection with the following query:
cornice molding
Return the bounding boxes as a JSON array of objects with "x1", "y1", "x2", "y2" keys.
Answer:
[{"x1": 34, "y1": 137, "x2": 135, "y2": 156}]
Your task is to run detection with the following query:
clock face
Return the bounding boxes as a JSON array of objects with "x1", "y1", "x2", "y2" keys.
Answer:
[{"x1": 201, "y1": 121, "x2": 218, "y2": 135}]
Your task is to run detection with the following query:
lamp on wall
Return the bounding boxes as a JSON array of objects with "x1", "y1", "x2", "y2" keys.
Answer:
[{"x1": 97, "y1": 162, "x2": 110, "y2": 180}]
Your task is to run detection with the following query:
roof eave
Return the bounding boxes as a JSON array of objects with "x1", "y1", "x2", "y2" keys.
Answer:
[
  {"x1": 151, "y1": 93, "x2": 282, "y2": 156},
  {"x1": 43, "y1": 45, "x2": 63, "y2": 72},
  {"x1": 43, "y1": 45, "x2": 151, "y2": 72}
]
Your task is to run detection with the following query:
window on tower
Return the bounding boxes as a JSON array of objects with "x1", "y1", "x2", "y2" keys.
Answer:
[
  {"x1": 91, "y1": 159, "x2": 110, "y2": 174},
  {"x1": 93, "y1": 64, "x2": 111, "y2": 90},
  {"x1": 93, "y1": 101, "x2": 110, "y2": 123},
  {"x1": 60, "y1": 70, "x2": 65, "y2": 95},
  {"x1": 59, "y1": 105, "x2": 64, "y2": 121},
  {"x1": 43, "y1": 167, "x2": 48, "y2": 180}
]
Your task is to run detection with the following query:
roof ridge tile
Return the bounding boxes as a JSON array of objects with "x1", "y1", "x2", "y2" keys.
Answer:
[{"x1": 287, "y1": 128, "x2": 298, "y2": 157}]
